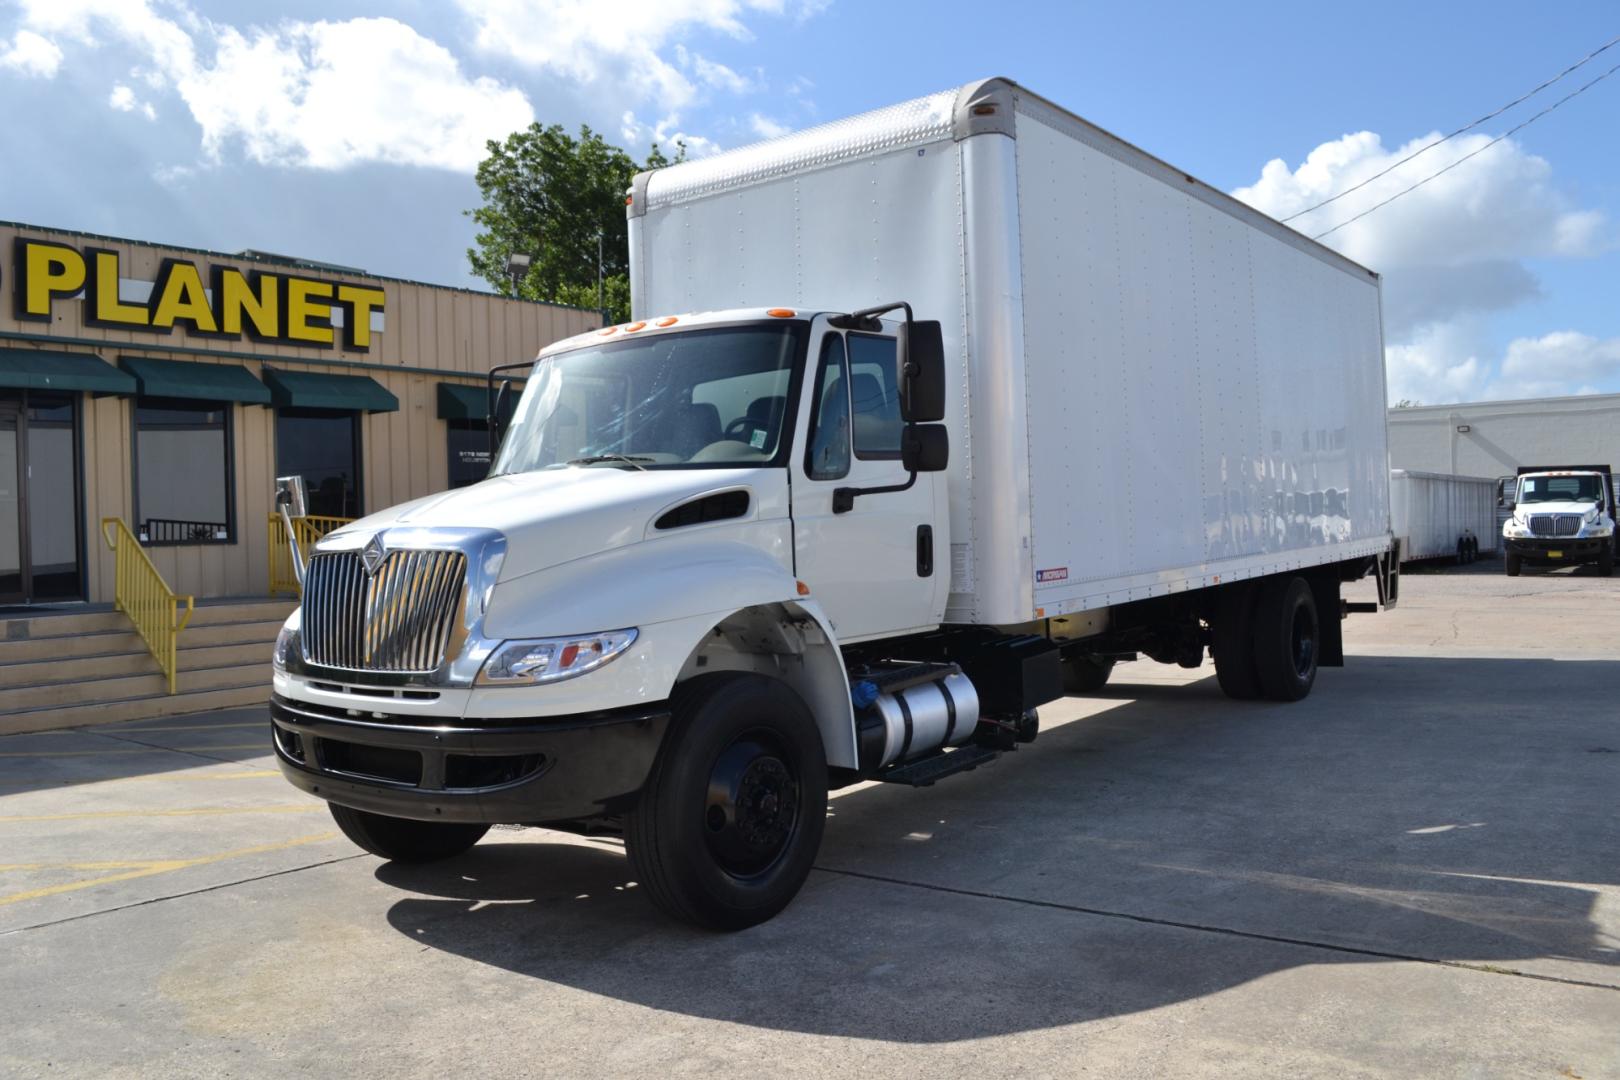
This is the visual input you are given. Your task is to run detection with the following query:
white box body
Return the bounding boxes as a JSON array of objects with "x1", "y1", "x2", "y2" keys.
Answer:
[
  {"x1": 1389, "y1": 470, "x2": 1501, "y2": 561},
  {"x1": 631, "y1": 79, "x2": 1393, "y2": 627}
]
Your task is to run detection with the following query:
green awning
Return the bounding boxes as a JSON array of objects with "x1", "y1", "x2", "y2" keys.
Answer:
[
  {"x1": 0, "y1": 348, "x2": 136, "y2": 396},
  {"x1": 437, "y1": 381, "x2": 520, "y2": 423},
  {"x1": 120, "y1": 355, "x2": 271, "y2": 405},
  {"x1": 262, "y1": 367, "x2": 398, "y2": 413}
]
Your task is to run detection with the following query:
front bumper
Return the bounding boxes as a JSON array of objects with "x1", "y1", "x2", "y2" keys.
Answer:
[
  {"x1": 270, "y1": 693, "x2": 668, "y2": 825},
  {"x1": 1505, "y1": 537, "x2": 1611, "y2": 560}
]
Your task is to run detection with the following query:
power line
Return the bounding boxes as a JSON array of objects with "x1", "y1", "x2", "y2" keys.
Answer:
[
  {"x1": 1282, "y1": 32, "x2": 1620, "y2": 223},
  {"x1": 1311, "y1": 57, "x2": 1620, "y2": 241}
]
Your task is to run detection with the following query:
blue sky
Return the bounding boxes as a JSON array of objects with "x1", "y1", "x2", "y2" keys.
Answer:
[{"x1": 1, "y1": 0, "x2": 1616, "y2": 403}]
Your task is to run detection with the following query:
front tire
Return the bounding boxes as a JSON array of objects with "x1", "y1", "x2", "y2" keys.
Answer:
[
  {"x1": 1252, "y1": 576, "x2": 1319, "y2": 702},
  {"x1": 626, "y1": 673, "x2": 828, "y2": 931},
  {"x1": 1598, "y1": 546, "x2": 1614, "y2": 577},
  {"x1": 1505, "y1": 552, "x2": 1522, "y2": 576},
  {"x1": 328, "y1": 804, "x2": 489, "y2": 863}
]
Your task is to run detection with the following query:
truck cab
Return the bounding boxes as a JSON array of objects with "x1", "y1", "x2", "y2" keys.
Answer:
[{"x1": 1500, "y1": 468, "x2": 1616, "y2": 576}]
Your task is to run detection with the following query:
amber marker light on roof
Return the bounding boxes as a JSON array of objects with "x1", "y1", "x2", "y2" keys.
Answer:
[
  {"x1": 625, "y1": 321, "x2": 647, "y2": 332},
  {"x1": 656, "y1": 316, "x2": 678, "y2": 327},
  {"x1": 767, "y1": 308, "x2": 796, "y2": 318},
  {"x1": 598, "y1": 327, "x2": 618, "y2": 336}
]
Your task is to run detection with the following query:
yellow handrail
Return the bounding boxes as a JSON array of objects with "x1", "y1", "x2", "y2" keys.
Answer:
[
  {"x1": 100, "y1": 517, "x2": 195, "y2": 695},
  {"x1": 267, "y1": 514, "x2": 354, "y2": 597}
]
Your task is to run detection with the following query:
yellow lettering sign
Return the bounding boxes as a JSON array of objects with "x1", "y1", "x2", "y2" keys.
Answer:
[
  {"x1": 215, "y1": 268, "x2": 279, "y2": 339},
  {"x1": 85, "y1": 249, "x2": 150, "y2": 328},
  {"x1": 335, "y1": 284, "x2": 386, "y2": 351},
  {"x1": 149, "y1": 259, "x2": 218, "y2": 333},
  {"x1": 284, "y1": 277, "x2": 334, "y2": 346},
  {"x1": 16, "y1": 240, "x2": 86, "y2": 321}
]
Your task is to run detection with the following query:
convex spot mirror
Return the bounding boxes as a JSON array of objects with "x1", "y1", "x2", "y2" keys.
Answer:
[
  {"x1": 275, "y1": 475, "x2": 309, "y2": 517},
  {"x1": 897, "y1": 319, "x2": 946, "y2": 423},
  {"x1": 902, "y1": 424, "x2": 949, "y2": 473}
]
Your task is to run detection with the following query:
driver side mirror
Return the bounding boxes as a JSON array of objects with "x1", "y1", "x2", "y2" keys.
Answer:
[
  {"x1": 1497, "y1": 478, "x2": 1514, "y2": 509},
  {"x1": 902, "y1": 424, "x2": 949, "y2": 473},
  {"x1": 897, "y1": 319, "x2": 946, "y2": 422}
]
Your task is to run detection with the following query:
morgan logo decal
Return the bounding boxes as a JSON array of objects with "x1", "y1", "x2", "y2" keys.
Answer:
[
  {"x1": 1036, "y1": 567, "x2": 1068, "y2": 583},
  {"x1": 361, "y1": 535, "x2": 387, "y2": 576}
]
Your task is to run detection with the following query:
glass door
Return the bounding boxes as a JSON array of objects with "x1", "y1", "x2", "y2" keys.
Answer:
[{"x1": 0, "y1": 404, "x2": 24, "y2": 603}]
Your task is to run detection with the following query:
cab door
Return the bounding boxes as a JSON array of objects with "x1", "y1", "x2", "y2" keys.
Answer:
[{"x1": 791, "y1": 322, "x2": 945, "y2": 640}]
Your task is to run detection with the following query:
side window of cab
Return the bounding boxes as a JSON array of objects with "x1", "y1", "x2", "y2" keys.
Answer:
[{"x1": 805, "y1": 333, "x2": 851, "y2": 481}]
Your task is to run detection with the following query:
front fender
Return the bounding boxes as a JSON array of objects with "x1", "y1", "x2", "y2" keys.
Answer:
[{"x1": 468, "y1": 539, "x2": 858, "y2": 767}]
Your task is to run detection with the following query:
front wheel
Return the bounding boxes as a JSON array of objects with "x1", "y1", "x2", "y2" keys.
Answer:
[
  {"x1": 626, "y1": 673, "x2": 827, "y2": 931},
  {"x1": 1505, "y1": 552, "x2": 1522, "y2": 577},
  {"x1": 328, "y1": 804, "x2": 489, "y2": 863},
  {"x1": 1598, "y1": 546, "x2": 1614, "y2": 577}
]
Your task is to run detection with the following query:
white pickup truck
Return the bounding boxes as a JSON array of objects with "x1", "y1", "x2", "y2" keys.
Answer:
[
  {"x1": 1500, "y1": 466, "x2": 1616, "y2": 576},
  {"x1": 269, "y1": 79, "x2": 1399, "y2": 930}
]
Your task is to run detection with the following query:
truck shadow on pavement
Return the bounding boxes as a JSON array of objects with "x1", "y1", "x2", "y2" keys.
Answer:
[{"x1": 379, "y1": 655, "x2": 1620, "y2": 1041}]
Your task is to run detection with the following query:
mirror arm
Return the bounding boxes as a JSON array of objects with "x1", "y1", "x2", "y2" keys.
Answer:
[
  {"x1": 274, "y1": 489, "x2": 306, "y2": 587},
  {"x1": 833, "y1": 469, "x2": 917, "y2": 515}
]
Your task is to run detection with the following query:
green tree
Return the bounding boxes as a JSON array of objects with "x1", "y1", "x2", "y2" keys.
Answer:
[{"x1": 467, "y1": 124, "x2": 682, "y2": 324}]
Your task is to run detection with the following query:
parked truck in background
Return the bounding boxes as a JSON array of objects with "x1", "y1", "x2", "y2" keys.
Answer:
[
  {"x1": 1390, "y1": 470, "x2": 1498, "y2": 564},
  {"x1": 269, "y1": 78, "x2": 1400, "y2": 930},
  {"x1": 1500, "y1": 466, "x2": 1616, "y2": 576}
]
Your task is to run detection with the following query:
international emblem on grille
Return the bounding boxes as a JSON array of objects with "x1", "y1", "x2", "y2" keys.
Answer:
[{"x1": 361, "y1": 534, "x2": 387, "y2": 576}]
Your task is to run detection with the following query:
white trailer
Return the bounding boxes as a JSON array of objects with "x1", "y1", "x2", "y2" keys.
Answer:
[
  {"x1": 270, "y1": 78, "x2": 1399, "y2": 931},
  {"x1": 1389, "y1": 470, "x2": 1499, "y2": 563}
]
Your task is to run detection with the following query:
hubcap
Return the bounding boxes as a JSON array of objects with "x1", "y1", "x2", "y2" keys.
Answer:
[
  {"x1": 704, "y1": 731, "x2": 800, "y2": 878},
  {"x1": 1291, "y1": 604, "x2": 1316, "y2": 678}
]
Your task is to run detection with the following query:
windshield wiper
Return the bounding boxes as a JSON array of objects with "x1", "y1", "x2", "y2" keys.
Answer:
[{"x1": 567, "y1": 454, "x2": 653, "y2": 471}]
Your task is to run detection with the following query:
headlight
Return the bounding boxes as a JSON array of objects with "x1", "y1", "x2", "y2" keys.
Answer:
[
  {"x1": 477, "y1": 629, "x2": 637, "y2": 686},
  {"x1": 273, "y1": 608, "x2": 301, "y2": 669}
]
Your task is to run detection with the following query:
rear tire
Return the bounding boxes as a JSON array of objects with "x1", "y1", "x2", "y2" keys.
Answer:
[
  {"x1": 1505, "y1": 553, "x2": 1522, "y2": 576},
  {"x1": 1061, "y1": 654, "x2": 1115, "y2": 693},
  {"x1": 1211, "y1": 585, "x2": 1262, "y2": 701},
  {"x1": 1252, "y1": 576, "x2": 1319, "y2": 702},
  {"x1": 626, "y1": 673, "x2": 827, "y2": 932},
  {"x1": 328, "y1": 804, "x2": 489, "y2": 863}
]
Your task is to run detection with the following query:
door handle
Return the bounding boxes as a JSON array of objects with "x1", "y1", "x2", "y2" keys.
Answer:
[{"x1": 916, "y1": 524, "x2": 933, "y2": 577}]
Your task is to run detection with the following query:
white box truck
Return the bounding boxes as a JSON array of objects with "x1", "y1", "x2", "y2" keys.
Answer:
[
  {"x1": 1389, "y1": 470, "x2": 1498, "y2": 564},
  {"x1": 1499, "y1": 465, "x2": 1616, "y2": 575},
  {"x1": 269, "y1": 78, "x2": 1399, "y2": 930}
]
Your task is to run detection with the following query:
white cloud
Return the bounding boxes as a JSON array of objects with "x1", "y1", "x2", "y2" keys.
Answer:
[
  {"x1": 6, "y1": 3, "x2": 534, "y2": 171},
  {"x1": 620, "y1": 110, "x2": 721, "y2": 159},
  {"x1": 456, "y1": 0, "x2": 813, "y2": 112},
  {"x1": 1491, "y1": 331, "x2": 1620, "y2": 400},
  {"x1": 1234, "y1": 130, "x2": 1614, "y2": 403},
  {"x1": 748, "y1": 112, "x2": 790, "y2": 139},
  {"x1": 0, "y1": 29, "x2": 64, "y2": 76}
]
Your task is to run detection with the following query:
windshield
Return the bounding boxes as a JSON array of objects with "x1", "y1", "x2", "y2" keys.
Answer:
[
  {"x1": 493, "y1": 322, "x2": 807, "y2": 475},
  {"x1": 1519, "y1": 474, "x2": 1605, "y2": 504}
]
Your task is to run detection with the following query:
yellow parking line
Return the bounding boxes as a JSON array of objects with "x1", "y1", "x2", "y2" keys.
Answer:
[
  {"x1": 0, "y1": 743, "x2": 267, "y2": 758},
  {"x1": 0, "y1": 805, "x2": 323, "y2": 824},
  {"x1": 0, "y1": 832, "x2": 340, "y2": 907},
  {"x1": 87, "y1": 721, "x2": 268, "y2": 735}
]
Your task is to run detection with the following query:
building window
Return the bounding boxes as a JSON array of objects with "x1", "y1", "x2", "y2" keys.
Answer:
[
  {"x1": 134, "y1": 397, "x2": 232, "y2": 545},
  {"x1": 276, "y1": 408, "x2": 361, "y2": 519},
  {"x1": 446, "y1": 420, "x2": 495, "y2": 489}
]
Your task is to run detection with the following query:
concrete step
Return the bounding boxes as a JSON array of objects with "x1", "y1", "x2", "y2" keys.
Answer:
[
  {"x1": 1, "y1": 662, "x2": 260, "y2": 712},
  {"x1": 0, "y1": 617, "x2": 284, "y2": 664},
  {"x1": 0, "y1": 641, "x2": 270, "y2": 687},
  {"x1": 1, "y1": 599, "x2": 293, "y2": 643},
  {"x1": 0, "y1": 683, "x2": 270, "y2": 737}
]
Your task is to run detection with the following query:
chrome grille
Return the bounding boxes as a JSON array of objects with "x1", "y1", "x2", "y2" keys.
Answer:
[
  {"x1": 302, "y1": 549, "x2": 467, "y2": 672},
  {"x1": 1528, "y1": 514, "x2": 1581, "y2": 537}
]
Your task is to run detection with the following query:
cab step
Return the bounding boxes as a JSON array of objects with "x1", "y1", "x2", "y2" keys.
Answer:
[{"x1": 877, "y1": 742, "x2": 1000, "y2": 787}]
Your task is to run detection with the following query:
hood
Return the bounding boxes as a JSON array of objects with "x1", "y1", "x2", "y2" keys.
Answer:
[
  {"x1": 1515, "y1": 501, "x2": 1602, "y2": 517},
  {"x1": 323, "y1": 466, "x2": 772, "y2": 581}
]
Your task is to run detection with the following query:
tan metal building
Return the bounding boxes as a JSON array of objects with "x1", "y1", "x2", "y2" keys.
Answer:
[{"x1": 0, "y1": 219, "x2": 600, "y2": 607}]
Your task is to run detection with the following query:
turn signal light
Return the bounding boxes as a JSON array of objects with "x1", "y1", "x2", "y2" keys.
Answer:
[{"x1": 796, "y1": 580, "x2": 811, "y2": 596}]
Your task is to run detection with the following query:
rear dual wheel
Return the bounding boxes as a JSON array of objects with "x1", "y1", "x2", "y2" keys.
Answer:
[{"x1": 1212, "y1": 576, "x2": 1319, "y2": 702}]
